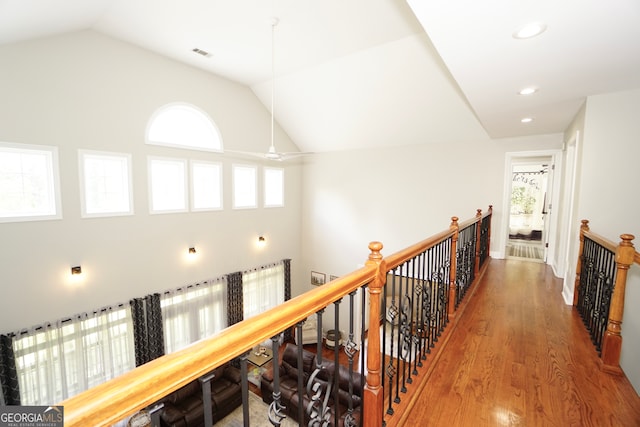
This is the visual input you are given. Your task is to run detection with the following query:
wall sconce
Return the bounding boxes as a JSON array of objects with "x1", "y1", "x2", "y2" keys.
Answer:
[
  {"x1": 257, "y1": 236, "x2": 266, "y2": 247},
  {"x1": 71, "y1": 266, "x2": 82, "y2": 275},
  {"x1": 188, "y1": 247, "x2": 197, "y2": 254}
]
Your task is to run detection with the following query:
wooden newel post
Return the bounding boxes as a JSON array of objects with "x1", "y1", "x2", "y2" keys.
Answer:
[
  {"x1": 474, "y1": 209, "x2": 482, "y2": 278},
  {"x1": 364, "y1": 241, "x2": 385, "y2": 427},
  {"x1": 573, "y1": 220, "x2": 590, "y2": 306},
  {"x1": 448, "y1": 217, "x2": 459, "y2": 317},
  {"x1": 600, "y1": 234, "x2": 635, "y2": 374}
]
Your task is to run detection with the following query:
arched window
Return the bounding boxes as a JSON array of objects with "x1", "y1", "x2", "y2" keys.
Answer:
[{"x1": 146, "y1": 103, "x2": 223, "y2": 152}]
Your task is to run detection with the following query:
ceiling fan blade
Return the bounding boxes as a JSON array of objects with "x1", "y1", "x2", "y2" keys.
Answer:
[
  {"x1": 224, "y1": 149, "x2": 312, "y2": 161},
  {"x1": 224, "y1": 149, "x2": 271, "y2": 159},
  {"x1": 277, "y1": 152, "x2": 314, "y2": 161}
]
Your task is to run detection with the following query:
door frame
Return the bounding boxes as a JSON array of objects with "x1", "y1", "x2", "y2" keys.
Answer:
[{"x1": 500, "y1": 149, "x2": 563, "y2": 265}]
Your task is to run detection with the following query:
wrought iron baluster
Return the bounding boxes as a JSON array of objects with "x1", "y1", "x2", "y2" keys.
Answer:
[
  {"x1": 387, "y1": 267, "x2": 399, "y2": 413},
  {"x1": 238, "y1": 351, "x2": 250, "y2": 427},
  {"x1": 333, "y1": 299, "x2": 342, "y2": 424},
  {"x1": 415, "y1": 251, "x2": 426, "y2": 367},
  {"x1": 343, "y1": 291, "x2": 358, "y2": 427},
  {"x1": 307, "y1": 309, "x2": 331, "y2": 426},
  {"x1": 406, "y1": 257, "x2": 416, "y2": 381},
  {"x1": 399, "y1": 262, "x2": 411, "y2": 394},
  {"x1": 268, "y1": 336, "x2": 286, "y2": 426},
  {"x1": 359, "y1": 285, "x2": 367, "y2": 425},
  {"x1": 577, "y1": 236, "x2": 617, "y2": 355},
  {"x1": 295, "y1": 321, "x2": 305, "y2": 424}
]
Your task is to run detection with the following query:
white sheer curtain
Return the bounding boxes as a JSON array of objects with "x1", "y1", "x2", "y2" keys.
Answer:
[
  {"x1": 13, "y1": 305, "x2": 135, "y2": 405},
  {"x1": 161, "y1": 277, "x2": 227, "y2": 354},
  {"x1": 242, "y1": 262, "x2": 285, "y2": 320}
]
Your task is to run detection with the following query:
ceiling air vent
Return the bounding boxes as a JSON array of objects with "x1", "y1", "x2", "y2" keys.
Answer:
[{"x1": 192, "y1": 48, "x2": 212, "y2": 58}]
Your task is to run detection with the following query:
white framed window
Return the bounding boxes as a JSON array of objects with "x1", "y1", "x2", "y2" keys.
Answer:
[
  {"x1": 0, "y1": 142, "x2": 62, "y2": 223},
  {"x1": 161, "y1": 279, "x2": 227, "y2": 353},
  {"x1": 191, "y1": 161, "x2": 222, "y2": 211},
  {"x1": 232, "y1": 164, "x2": 257, "y2": 209},
  {"x1": 14, "y1": 306, "x2": 135, "y2": 405},
  {"x1": 243, "y1": 263, "x2": 285, "y2": 320},
  {"x1": 146, "y1": 103, "x2": 223, "y2": 152},
  {"x1": 79, "y1": 150, "x2": 133, "y2": 218},
  {"x1": 264, "y1": 167, "x2": 284, "y2": 207},
  {"x1": 148, "y1": 157, "x2": 188, "y2": 213}
]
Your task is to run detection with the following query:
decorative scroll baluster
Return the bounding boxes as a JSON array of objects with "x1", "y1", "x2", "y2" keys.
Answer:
[
  {"x1": 455, "y1": 223, "x2": 477, "y2": 307},
  {"x1": 388, "y1": 266, "x2": 400, "y2": 412},
  {"x1": 449, "y1": 217, "x2": 459, "y2": 317},
  {"x1": 344, "y1": 291, "x2": 358, "y2": 427},
  {"x1": 333, "y1": 299, "x2": 342, "y2": 424},
  {"x1": 423, "y1": 253, "x2": 433, "y2": 354},
  {"x1": 399, "y1": 262, "x2": 411, "y2": 394},
  {"x1": 414, "y1": 252, "x2": 426, "y2": 369},
  {"x1": 577, "y1": 236, "x2": 616, "y2": 354},
  {"x1": 404, "y1": 259, "x2": 415, "y2": 385},
  {"x1": 479, "y1": 207, "x2": 492, "y2": 268},
  {"x1": 573, "y1": 220, "x2": 637, "y2": 374},
  {"x1": 308, "y1": 309, "x2": 331, "y2": 425},
  {"x1": 295, "y1": 321, "x2": 305, "y2": 424},
  {"x1": 268, "y1": 336, "x2": 287, "y2": 426}
]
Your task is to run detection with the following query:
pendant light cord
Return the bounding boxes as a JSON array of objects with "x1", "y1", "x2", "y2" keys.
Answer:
[{"x1": 270, "y1": 18, "x2": 278, "y2": 151}]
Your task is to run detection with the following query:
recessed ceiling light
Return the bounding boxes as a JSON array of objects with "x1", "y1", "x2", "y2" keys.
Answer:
[
  {"x1": 521, "y1": 117, "x2": 534, "y2": 123},
  {"x1": 513, "y1": 22, "x2": 547, "y2": 39},
  {"x1": 518, "y1": 87, "x2": 538, "y2": 96}
]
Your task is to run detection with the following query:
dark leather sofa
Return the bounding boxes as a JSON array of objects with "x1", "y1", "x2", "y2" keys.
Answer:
[
  {"x1": 261, "y1": 343, "x2": 363, "y2": 426},
  {"x1": 159, "y1": 363, "x2": 242, "y2": 427}
]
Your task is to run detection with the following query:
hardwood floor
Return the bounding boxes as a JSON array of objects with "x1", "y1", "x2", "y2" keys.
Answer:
[{"x1": 401, "y1": 259, "x2": 640, "y2": 426}]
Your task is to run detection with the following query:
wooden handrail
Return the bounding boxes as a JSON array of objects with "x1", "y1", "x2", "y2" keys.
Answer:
[
  {"x1": 384, "y1": 228, "x2": 456, "y2": 271},
  {"x1": 573, "y1": 219, "x2": 637, "y2": 374},
  {"x1": 60, "y1": 264, "x2": 377, "y2": 426},
  {"x1": 583, "y1": 230, "x2": 618, "y2": 252},
  {"x1": 58, "y1": 207, "x2": 493, "y2": 426}
]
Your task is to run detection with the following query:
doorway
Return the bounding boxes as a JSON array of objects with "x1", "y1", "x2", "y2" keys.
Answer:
[
  {"x1": 501, "y1": 150, "x2": 561, "y2": 264},
  {"x1": 507, "y1": 162, "x2": 549, "y2": 262}
]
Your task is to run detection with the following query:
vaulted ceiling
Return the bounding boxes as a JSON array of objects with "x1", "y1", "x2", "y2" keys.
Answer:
[{"x1": 2, "y1": 0, "x2": 639, "y2": 153}]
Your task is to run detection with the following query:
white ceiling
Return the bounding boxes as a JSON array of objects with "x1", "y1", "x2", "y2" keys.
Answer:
[{"x1": 1, "y1": 0, "x2": 639, "y2": 152}]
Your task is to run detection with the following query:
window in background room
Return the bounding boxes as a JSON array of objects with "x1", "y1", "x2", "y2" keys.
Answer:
[
  {"x1": 232, "y1": 164, "x2": 257, "y2": 209},
  {"x1": 191, "y1": 161, "x2": 222, "y2": 211},
  {"x1": 146, "y1": 103, "x2": 223, "y2": 152},
  {"x1": 13, "y1": 306, "x2": 135, "y2": 405},
  {"x1": 148, "y1": 157, "x2": 188, "y2": 213},
  {"x1": 79, "y1": 150, "x2": 133, "y2": 217},
  {"x1": 0, "y1": 142, "x2": 61, "y2": 223},
  {"x1": 264, "y1": 167, "x2": 284, "y2": 207},
  {"x1": 242, "y1": 263, "x2": 285, "y2": 320},
  {"x1": 161, "y1": 279, "x2": 227, "y2": 353}
]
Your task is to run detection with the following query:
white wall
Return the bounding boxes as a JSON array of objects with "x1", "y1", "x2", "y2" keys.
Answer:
[
  {"x1": 0, "y1": 31, "x2": 303, "y2": 332},
  {"x1": 572, "y1": 88, "x2": 640, "y2": 393},
  {"x1": 300, "y1": 135, "x2": 563, "y2": 337}
]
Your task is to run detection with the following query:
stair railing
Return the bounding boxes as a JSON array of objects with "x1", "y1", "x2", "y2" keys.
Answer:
[
  {"x1": 58, "y1": 206, "x2": 493, "y2": 427},
  {"x1": 573, "y1": 219, "x2": 638, "y2": 374}
]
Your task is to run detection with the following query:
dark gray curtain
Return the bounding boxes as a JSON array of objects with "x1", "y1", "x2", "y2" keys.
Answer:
[
  {"x1": 226, "y1": 272, "x2": 243, "y2": 326},
  {"x1": 130, "y1": 294, "x2": 165, "y2": 367},
  {"x1": 283, "y1": 259, "x2": 293, "y2": 342},
  {"x1": 0, "y1": 334, "x2": 20, "y2": 405}
]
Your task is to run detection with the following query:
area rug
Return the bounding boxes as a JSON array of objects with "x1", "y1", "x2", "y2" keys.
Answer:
[
  {"x1": 507, "y1": 241, "x2": 544, "y2": 261},
  {"x1": 217, "y1": 392, "x2": 297, "y2": 427}
]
